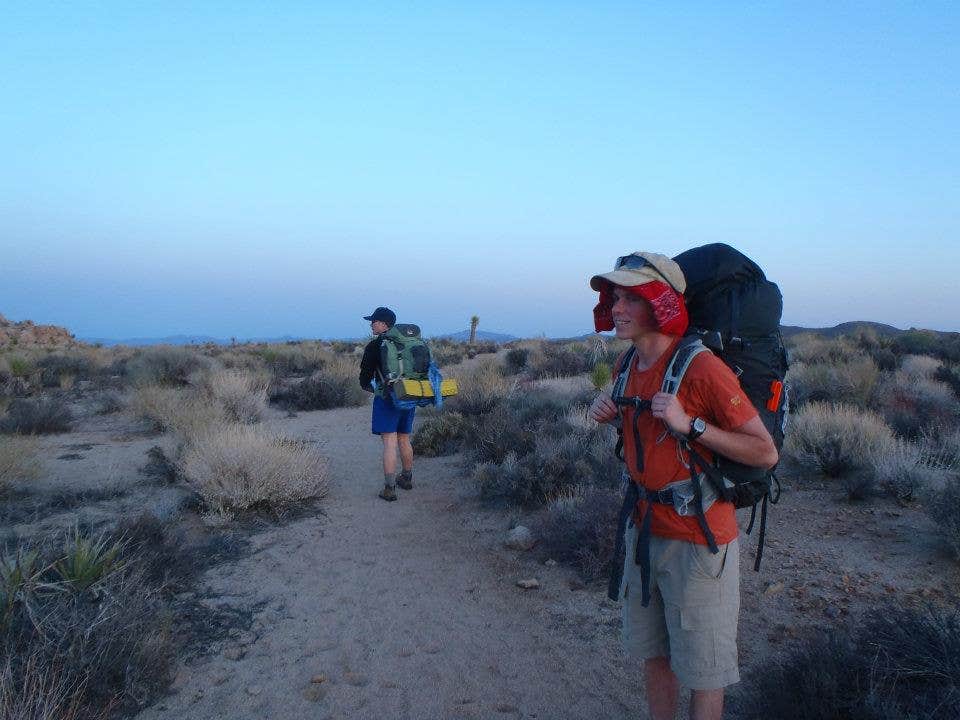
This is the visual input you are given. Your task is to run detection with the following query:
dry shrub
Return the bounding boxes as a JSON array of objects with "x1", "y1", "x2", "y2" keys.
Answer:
[
  {"x1": 430, "y1": 341, "x2": 467, "y2": 368},
  {"x1": 787, "y1": 357, "x2": 879, "y2": 409},
  {"x1": 787, "y1": 334, "x2": 862, "y2": 365},
  {"x1": 925, "y1": 474, "x2": 960, "y2": 559},
  {"x1": 0, "y1": 398, "x2": 72, "y2": 435},
  {"x1": 447, "y1": 360, "x2": 512, "y2": 416},
  {"x1": 128, "y1": 385, "x2": 226, "y2": 442},
  {"x1": 258, "y1": 343, "x2": 328, "y2": 376},
  {"x1": 0, "y1": 654, "x2": 83, "y2": 720},
  {"x1": 732, "y1": 604, "x2": 960, "y2": 720},
  {"x1": 411, "y1": 411, "x2": 466, "y2": 457},
  {"x1": 270, "y1": 357, "x2": 366, "y2": 411},
  {"x1": 123, "y1": 346, "x2": 214, "y2": 387},
  {"x1": 179, "y1": 424, "x2": 328, "y2": 516},
  {"x1": 0, "y1": 436, "x2": 40, "y2": 490},
  {"x1": 785, "y1": 402, "x2": 895, "y2": 490},
  {"x1": 874, "y1": 371, "x2": 959, "y2": 439},
  {"x1": 899, "y1": 354, "x2": 942, "y2": 380},
  {"x1": 502, "y1": 347, "x2": 531, "y2": 375},
  {"x1": 869, "y1": 438, "x2": 953, "y2": 503},
  {"x1": 534, "y1": 485, "x2": 621, "y2": 581},
  {"x1": 530, "y1": 341, "x2": 592, "y2": 378},
  {"x1": 202, "y1": 369, "x2": 269, "y2": 423}
]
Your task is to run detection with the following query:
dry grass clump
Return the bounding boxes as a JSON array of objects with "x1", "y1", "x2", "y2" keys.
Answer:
[
  {"x1": 123, "y1": 346, "x2": 215, "y2": 387},
  {"x1": 0, "y1": 398, "x2": 72, "y2": 435},
  {"x1": 787, "y1": 356, "x2": 879, "y2": 408},
  {"x1": 529, "y1": 341, "x2": 593, "y2": 378},
  {"x1": 269, "y1": 357, "x2": 366, "y2": 411},
  {"x1": 785, "y1": 402, "x2": 895, "y2": 494},
  {"x1": 179, "y1": 424, "x2": 328, "y2": 516},
  {"x1": 925, "y1": 474, "x2": 960, "y2": 559},
  {"x1": 429, "y1": 340, "x2": 467, "y2": 368},
  {"x1": 731, "y1": 604, "x2": 960, "y2": 720},
  {"x1": 128, "y1": 385, "x2": 226, "y2": 441},
  {"x1": 0, "y1": 436, "x2": 40, "y2": 490},
  {"x1": 202, "y1": 369, "x2": 269, "y2": 423},
  {"x1": 447, "y1": 360, "x2": 512, "y2": 416},
  {"x1": 899, "y1": 354, "x2": 943, "y2": 380},
  {"x1": 874, "y1": 371, "x2": 958, "y2": 439},
  {"x1": 502, "y1": 347, "x2": 531, "y2": 375},
  {"x1": 533, "y1": 485, "x2": 622, "y2": 581},
  {"x1": 788, "y1": 334, "x2": 862, "y2": 365},
  {"x1": 258, "y1": 342, "x2": 328, "y2": 376},
  {"x1": 411, "y1": 411, "x2": 466, "y2": 457}
]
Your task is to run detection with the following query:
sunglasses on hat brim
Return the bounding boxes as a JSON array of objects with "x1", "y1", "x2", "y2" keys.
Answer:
[{"x1": 614, "y1": 254, "x2": 675, "y2": 291}]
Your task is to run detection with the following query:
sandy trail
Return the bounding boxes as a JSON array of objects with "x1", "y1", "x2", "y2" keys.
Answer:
[{"x1": 136, "y1": 403, "x2": 642, "y2": 720}]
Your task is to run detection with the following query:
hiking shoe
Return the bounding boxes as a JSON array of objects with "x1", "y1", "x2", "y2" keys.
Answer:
[
  {"x1": 396, "y1": 472, "x2": 413, "y2": 490},
  {"x1": 378, "y1": 483, "x2": 398, "y2": 501}
]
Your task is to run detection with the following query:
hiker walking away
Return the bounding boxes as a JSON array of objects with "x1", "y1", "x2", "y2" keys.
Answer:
[
  {"x1": 587, "y1": 252, "x2": 778, "y2": 720},
  {"x1": 359, "y1": 306, "x2": 415, "y2": 501}
]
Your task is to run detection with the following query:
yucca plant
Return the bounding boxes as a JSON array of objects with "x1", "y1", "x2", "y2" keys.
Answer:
[
  {"x1": 590, "y1": 362, "x2": 611, "y2": 391},
  {"x1": 54, "y1": 530, "x2": 124, "y2": 592},
  {"x1": 0, "y1": 547, "x2": 58, "y2": 629}
]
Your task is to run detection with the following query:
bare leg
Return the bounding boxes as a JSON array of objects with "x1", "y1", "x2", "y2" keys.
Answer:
[
  {"x1": 381, "y1": 432, "x2": 398, "y2": 476},
  {"x1": 645, "y1": 656, "x2": 679, "y2": 720},
  {"x1": 689, "y1": 689, "x2": 724, "y2": 720},
  {"x1": 397, "y1": 433, "x2": 413, "y2": 473}
]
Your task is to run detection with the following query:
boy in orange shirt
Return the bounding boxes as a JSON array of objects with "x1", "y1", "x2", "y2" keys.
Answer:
[{"x1": 588, "y1": 252, "x2": 777, "y2": 720}]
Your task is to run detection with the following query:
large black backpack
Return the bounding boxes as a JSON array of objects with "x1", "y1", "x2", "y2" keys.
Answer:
[{"x1": 609, "y1": 244, "x2": 788, "y2": 597}]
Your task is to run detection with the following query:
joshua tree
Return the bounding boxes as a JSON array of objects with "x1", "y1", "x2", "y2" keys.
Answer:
[{"x1": 469, "y1": 315, "x2": 479, "y2": 344}]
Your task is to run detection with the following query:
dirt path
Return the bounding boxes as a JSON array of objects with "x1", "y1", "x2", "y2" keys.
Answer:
[{"x1": 136, "y1": 404, "x2": 642, "y2": 720}]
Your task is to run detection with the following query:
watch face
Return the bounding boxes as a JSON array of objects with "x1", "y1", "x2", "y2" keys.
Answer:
[{"x1": 693, "y1": 417, "x2": 706, "y2": 434}]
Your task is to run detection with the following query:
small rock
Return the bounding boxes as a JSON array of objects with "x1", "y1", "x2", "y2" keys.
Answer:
[
  {"x1": 495, "y1": 703, "x2": 520, "y2": 714},
  {"x1": 310, "y1": 674, "x2": 327, "y2": 684},
  {"x1": 211, "y1": 671, "x2": 231, "y2": 686},
  {"x1": 568, "y1": 579, "x2": 586, "y2": 591},
  {"x1": 398, "y1": 647, "x2": 415, "y2": 657},
  {"x1": 343, "y1": 672, "x2": 369, "y2": 687},
  {"x1": 236, "y1": 631, "x2": 257, "y2": 646},
  {"x1": 544, "y1": 559, "x2": 557, "y2": 567},
  {"x1": 505, "y1": 526, "x2": 536, "y2": 551},
  {"x1": 824, "y1": 605, "x2": 841, "y2": 619},
  {"x1": 246, "y1": 684, "x2": 262, "y2": 696},
  {"x1": 382, "y1": 680, "x2": 400, "y2": 689},
  {"x1": 302, "y1": 684, "x2": 327, "y2": 702},
  {"x1": 516, "y1": 578, "x2": 540, "y2": 590},
  {"x1": 762, "y1": 581, "x2": 785, "y2": 597},
  {"x1": 223, "y1": 645, "x2": 246, "y2": 661}
]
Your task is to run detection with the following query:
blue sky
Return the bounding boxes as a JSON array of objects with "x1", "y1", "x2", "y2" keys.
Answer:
[{"x1": 1, "y1": 1, "x2": 957, "y2": 339}]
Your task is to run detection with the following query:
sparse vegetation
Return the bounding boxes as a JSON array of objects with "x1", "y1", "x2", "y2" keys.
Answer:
[
  {"x1": 203, "y1": 368, "x2": 269, "y2": 423},
  {"x1": 128, "y1": 384, "x2": 226, "y2": 441},
  {"x1": 269, "y1": 357, "x2": 367, "y2": 411},
  {"x1": 534, "y1": 485, "x2": 621, "y2": 581},
  {"x1": 124, "y1": 345, "x2": 214, "y2": 387},
  {"x1": 731, "y1": 604, "x2": 960, "y2": 720},
  {"x1": 0, "y1": 398, "x2": 72, "y2": 435},
  {"x1": 411, "y1": 411, "x2": 467, "y2": 457},
  {"x1": 179, "y1": 424, "x2": 328, "y2": 516},
  {"x1": 0, "y1": 437, "x2": 40, "y2": 490}
]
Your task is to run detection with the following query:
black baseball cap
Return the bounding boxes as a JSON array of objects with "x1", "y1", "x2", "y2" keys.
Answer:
[{"x1": 363, "y1": 306, "x2": 396, "y2": 326}]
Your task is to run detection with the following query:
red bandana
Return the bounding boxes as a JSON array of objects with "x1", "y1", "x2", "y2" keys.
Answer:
[{"x1": 593, "y1": 280, "x2": 688, "y2": 336}]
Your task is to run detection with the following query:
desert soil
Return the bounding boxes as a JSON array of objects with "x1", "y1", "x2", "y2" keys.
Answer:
[{"x1": 13, "y1": 396, "x2": 960, "y2": 720}]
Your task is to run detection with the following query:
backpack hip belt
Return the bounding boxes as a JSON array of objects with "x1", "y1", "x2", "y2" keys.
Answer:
[{"x1": 639, "y1": 475, "x2": 718, "y2": 518}]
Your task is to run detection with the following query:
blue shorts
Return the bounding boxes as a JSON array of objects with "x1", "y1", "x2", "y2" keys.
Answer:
[{"x1": 371, "y1": 394, "x2": 416, "y2": 435}]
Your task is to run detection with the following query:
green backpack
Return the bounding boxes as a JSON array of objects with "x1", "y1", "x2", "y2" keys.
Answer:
[{"x1": 377, "y1": 324, "x2": 432, "y2": 387}]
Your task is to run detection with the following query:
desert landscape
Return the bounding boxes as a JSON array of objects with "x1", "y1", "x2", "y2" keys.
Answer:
[{"x1": 1, "y1": 313, "x2": 958, "y2": 719}]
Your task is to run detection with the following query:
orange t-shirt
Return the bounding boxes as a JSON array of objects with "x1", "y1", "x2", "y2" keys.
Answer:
[{"x1": 617, "y1": 338, "x2": 758, "y2": 545}]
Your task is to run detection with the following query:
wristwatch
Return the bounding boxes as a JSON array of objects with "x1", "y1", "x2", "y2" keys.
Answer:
[{"x1": 687, "y1": 416, "x2": 706, "y2": 441}]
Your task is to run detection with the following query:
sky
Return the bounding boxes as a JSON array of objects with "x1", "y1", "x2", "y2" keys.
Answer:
[{"x1": 1, "y1": 1, "x2": 958, "y2": 340}]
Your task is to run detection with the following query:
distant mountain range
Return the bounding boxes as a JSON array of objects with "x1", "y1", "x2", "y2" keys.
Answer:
[
  {"x1": 434, "y1": 329, "x2": 518, "y2": 343},
  {"x1": 80, "y1": 329, "x2": 520, "y2": 347}
]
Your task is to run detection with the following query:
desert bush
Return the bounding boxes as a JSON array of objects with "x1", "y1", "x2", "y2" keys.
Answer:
[
  {"x1": 0, "y1": 398, "x2": 72, "y2": 435},
  {"x1": 203, "y1": 369, "x2": 269, "y2": 423},
  {"x1": 534, "y1": 485, "x2": 621, "y2": 581},
  {"x1": 474, "y1": 424, "x2": 619, "y2": 506},
  {"x1": 934, "y1": 364, "x2": 960, "y2": 400},
  {"x1": 179, "y1": 424, "x2": 328, "y2": 516},
  {"x1": 787, "y1": 334, "x2": 862, "y2": 365},
  {"x1": 0, "y1": 436, "x2": 40, "y2": 489},
  {"x1": 95, "y1": 391, "x2": 123, "y2": 415},
  {"x1": 0, "y1": 532, "x2": 175, "y2": 718},
  {"x1": 785, "y1": 403, "x2": 895, "y2": 495},
  {"x1": 869, "y1": 438, "x2": 952, "y2": 504},
  {"x1": 874, "y1": 371, "x2": 959, "y2": 439},
  {"x1": 899, "y1": 354, "x2": 942, "y2": 380},
  {"x1": 128, "y1": 385, "x2": 226, "y2": 442},
  {"x1": 6, "y1": 355, "x2": 34, "y2": 379},
  {"x1": 411, "y1": 411, "x2": 467, "y2": 457},
  {"x1": 258, "y1": 343, "x2": 328, "y2": 376},
  {"x1": 466, "y1": 340, "x2": 498, "y2": 358},
  {"x1": 328, "y1": 340, "x2": 360, "y2": 355},
  {"x1": 924, "y1": 474, "x2": 960, "y2": 560},
  {"x1": 465, "y1": 405, "x2": 537, "y2": 465},
  {"x1": 731, "y1": 604, "x2": 960, "y2": 720},
  {"x1": 530, "y1": 341, "x2": 592, "y2": 378},
  {"x1": 124, "y1": 346, "x2": 214, "y2": 387},
  {"x1": 269, "y1": 357, "x2": 366, "y2": 411},
  {"x1": 787, "y1": 357, "x2": 879, "y2": 409},
  {"x1": 430, "y1": 341, "x2": 467, "y2": 367},
  {"x1": 35, "y1": 352, "x2": 99, "y2": 389},
  {"x1": 503, "y1": 347, "x2": 530, "y2": 375},
  {"x1": 447, "y1": 361, "x2": 511, "y2": 416}
]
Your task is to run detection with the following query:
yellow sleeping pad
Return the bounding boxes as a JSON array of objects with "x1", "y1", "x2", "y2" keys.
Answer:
[{"x1": 392, "y1": 378, "x2": 459, "y2": 400}]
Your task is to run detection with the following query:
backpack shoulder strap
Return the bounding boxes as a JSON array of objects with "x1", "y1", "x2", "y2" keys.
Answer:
[
  {"x1": 661, "y1": 336, "x2": 710, "y2": 396},
  {"x1": 611, "y1": 346, "x2": 637, "y2": 402}
]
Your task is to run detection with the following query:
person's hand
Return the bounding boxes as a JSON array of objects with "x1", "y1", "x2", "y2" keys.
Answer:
[
  {"x1": 589, "y1": 392, "x2": 618, "y2": 424},
  {"x1": 650, "y1": 392, "x2": 690, "y2": 435}
]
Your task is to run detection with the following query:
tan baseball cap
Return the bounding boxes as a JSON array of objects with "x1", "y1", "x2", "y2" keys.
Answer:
[{"x1": 589, "y1": 251, "x2": 686, "y2": 293}]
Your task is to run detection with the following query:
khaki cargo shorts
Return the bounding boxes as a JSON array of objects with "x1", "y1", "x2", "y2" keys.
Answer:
[{"x1": 620, "y1": 522, "x2": 740, "y2": 690}]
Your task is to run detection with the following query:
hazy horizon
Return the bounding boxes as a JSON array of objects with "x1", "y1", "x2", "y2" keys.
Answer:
[{"x1": 3, "y1": 2, "x2": 958, "y2": 338}]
